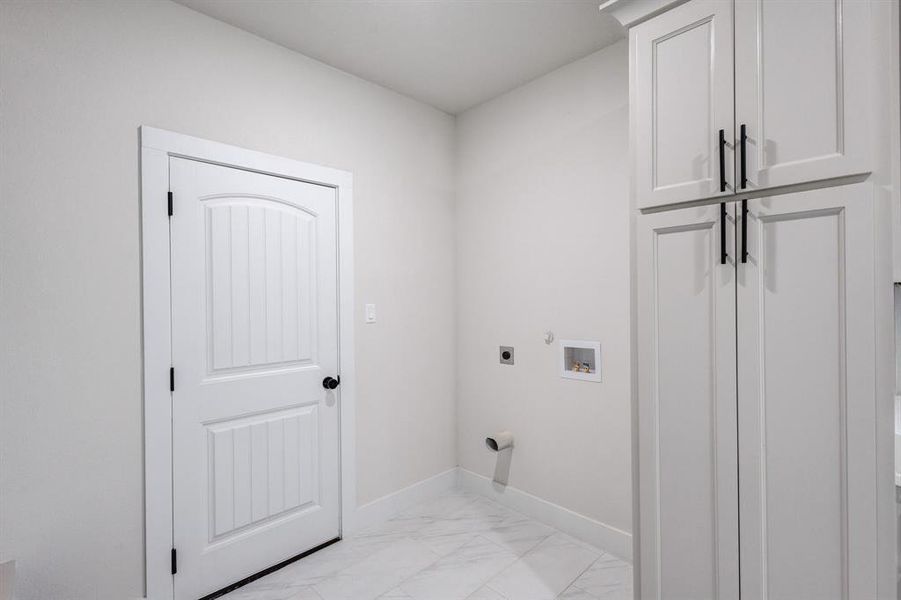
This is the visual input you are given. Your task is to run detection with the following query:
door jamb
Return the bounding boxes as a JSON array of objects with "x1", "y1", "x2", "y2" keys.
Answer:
[{"x1": 140, "y1": 126, "x2": 356, "y2": 600}]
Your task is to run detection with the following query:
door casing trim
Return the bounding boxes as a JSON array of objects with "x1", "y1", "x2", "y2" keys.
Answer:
[{"x1": 140, "y1": 126, "x2": 356, "y2": 600}]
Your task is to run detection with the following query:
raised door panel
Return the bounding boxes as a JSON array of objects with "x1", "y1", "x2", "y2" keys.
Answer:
[
  {"x1": 633, "y1": 0, "x2": 735, "y2": 209},
  {"x1": 734, "y1": 0, "x2": 870, "y2": 193},
  {"x1": 206, "y1": 201, "x2": 317, "y2": 375},
  {"x1": 637, "y1": 203, "x2": 739, "y2": 600},
  {"x1": 207, "y1": 406, "x2": 319, "y2": 540},
  {"x1": 737, "y1": 184, "x2": 881, "y2": 599}
]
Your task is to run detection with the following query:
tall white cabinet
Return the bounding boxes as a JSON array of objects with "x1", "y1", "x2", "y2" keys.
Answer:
[
  {"x1": 630, "y1": 0, "x2": 871, "y2": 210},
  {"x1": 603, "y1": 0, "x2": 899, "y2": 597}
]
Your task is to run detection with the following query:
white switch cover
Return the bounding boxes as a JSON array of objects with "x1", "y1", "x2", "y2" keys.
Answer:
[{"x1": 365, "y1": 304, "x2": 377, "y2": 324}]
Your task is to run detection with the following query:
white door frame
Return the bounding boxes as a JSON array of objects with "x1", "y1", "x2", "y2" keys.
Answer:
[{"x1": 139, "y1": 126, "x2": 356, "y2": 600}]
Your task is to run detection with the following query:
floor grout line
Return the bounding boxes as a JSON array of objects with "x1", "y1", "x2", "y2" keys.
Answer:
[{"x1": 556, "y1": 555, "x2": 601, "y2": 599}]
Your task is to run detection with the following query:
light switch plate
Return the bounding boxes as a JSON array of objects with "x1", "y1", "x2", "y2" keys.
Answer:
[{"x1": 365, "y1": 304, "x2": 376, "y2": 324}]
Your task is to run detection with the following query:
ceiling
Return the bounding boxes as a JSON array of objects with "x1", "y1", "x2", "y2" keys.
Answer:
[{"x1": 174, "y1": 0, "x2": 625, "y2": 114}]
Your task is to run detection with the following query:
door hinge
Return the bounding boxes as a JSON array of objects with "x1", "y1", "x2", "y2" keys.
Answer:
[
  {"x1": 171, "y1": 547, "x2": 177, "y2": 575},
  {"x1": 169, "y1": 367, "x2": 175, "y2": 392},
  {"x1": 167, "y1": 191, "x2": 173, "y2": 217}
]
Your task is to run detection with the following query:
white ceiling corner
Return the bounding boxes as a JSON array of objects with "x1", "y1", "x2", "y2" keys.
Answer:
[{"x1": 174, "y1": 0, "x2": 626, "y2": 114}]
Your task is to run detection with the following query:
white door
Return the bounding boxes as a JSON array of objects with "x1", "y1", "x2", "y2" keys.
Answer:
[
  {"x1": 734, "y1": 0, "x2": 870, "y2": 193},
  {"x1": 736, "y1": 183, "x2": 880, "y2": 599},
  {"x1": 169, "y1": 158, "x2": 341, "y2": 599},
  {"x1": 633, "y1": 0, "x2": 735, "y2": 209},
  {"x1": 636, "y1": 202, "x2": 739, "y2": 599}
]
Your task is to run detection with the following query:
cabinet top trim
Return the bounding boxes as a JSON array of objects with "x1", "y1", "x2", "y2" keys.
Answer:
[{"x1": 598, "y1": 0, "x2": 692, "y2": 28}]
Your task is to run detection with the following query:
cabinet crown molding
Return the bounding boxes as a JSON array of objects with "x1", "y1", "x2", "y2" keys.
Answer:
[{"x1": 598, "y1": 0, "x2": 691, "y2": 28}]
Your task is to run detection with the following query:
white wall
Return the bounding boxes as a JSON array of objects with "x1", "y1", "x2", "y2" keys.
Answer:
[
  {"x1": 0, "y1": 2, "x2": 456, "y2": 598},
  {"x1": 454, "y1": 42, "x2": 632, "y2": 534}
]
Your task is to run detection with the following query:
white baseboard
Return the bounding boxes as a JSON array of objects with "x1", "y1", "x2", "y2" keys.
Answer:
[
  {"x1": 350, "y1": 467, "x2": 633, "y2": 563},
  {"x1": 456, "y1": 468, "x2": 633, "y2": 562},
  {"x1": 352, "y1": 467, "x2": 459, "y2": 533}
]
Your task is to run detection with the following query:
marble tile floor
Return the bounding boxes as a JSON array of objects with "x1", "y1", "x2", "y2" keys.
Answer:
[{"x1": 220, "y1": 488, "x2": 632, "y2": 600}]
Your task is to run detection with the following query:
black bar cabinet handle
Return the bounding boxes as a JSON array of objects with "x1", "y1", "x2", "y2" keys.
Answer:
[
  {"x1": 741, "y1": 199, "x2": 748, "y2": 263},
  {"x1": 718, "y1": 129, "x2": 727, "y2": 192},
  {"x1": 720, "y1": 202, "x2": 727, "y2": 265},
  {"x1": 740, "y1": 124, "x2": 748, "y2": 189}
]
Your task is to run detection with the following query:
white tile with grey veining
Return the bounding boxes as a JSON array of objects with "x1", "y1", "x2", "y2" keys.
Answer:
[
  {"x1": 449, "y1": 496, "x2": 519, "y2": 521},
  {"x1": 240, "y1": 534, "x2": 404, "y2": 589},
  {"x1": 464, "y1": 585, "x2": 506, "y2": 600},
  {"x1": 411, "y1": 517, "x2": 490, "y2": 556},
  {"x1": 220, "y1": 584, "x2": 324, "y2": 600},
  {"x1": 556, "y1": 588, "x2": 598, "y2": 600},
  {"x1": 313, "y1": 538, "x2": 441, "y2": 600},
  {"x1": 379, "y1": 588, "x2": 415, "y2": 599},
  {"x1": 483, "y1": 533, "x2": 601, "y2": 600},
  {"x1": 397, "y1": 491, "x2": 479, "y2": 519},
  {"x1": 559, "y1": 554, "x2": 633, "y2": 600},
  {"x1": 397, "y1": 535, "x2": 519, "y2": 600},
  {"x1": 219, "y1": 488, "x2": 630, "y2": 600},
  {"x1": 361, "y1": 512, "x2": 436, "y2": 538},
  {"x1": 477, "y1": 515, "x2": 555, "y2": 556},
  {"x1": 409, "y1": 495, "x2": 527, "y2": 556}
]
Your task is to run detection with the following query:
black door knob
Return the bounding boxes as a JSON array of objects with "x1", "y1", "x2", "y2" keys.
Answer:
[{"x1": 322, "y1": 376, "x2": 340, "y2": 390}]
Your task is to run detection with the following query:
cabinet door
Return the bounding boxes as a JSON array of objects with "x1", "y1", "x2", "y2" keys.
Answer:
[
  {"x1": 736, "y1": 184, "x2": 882, "y2": 599},
  {"x1": 633, "y1": 0, "x2": 735, "y2": 209},
  {"x1": 637, "y1": 203, "x2": 739, "y2": 600},
  {"x1": 734, "y1": 0, "x2": 870, "y2": 193}
]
